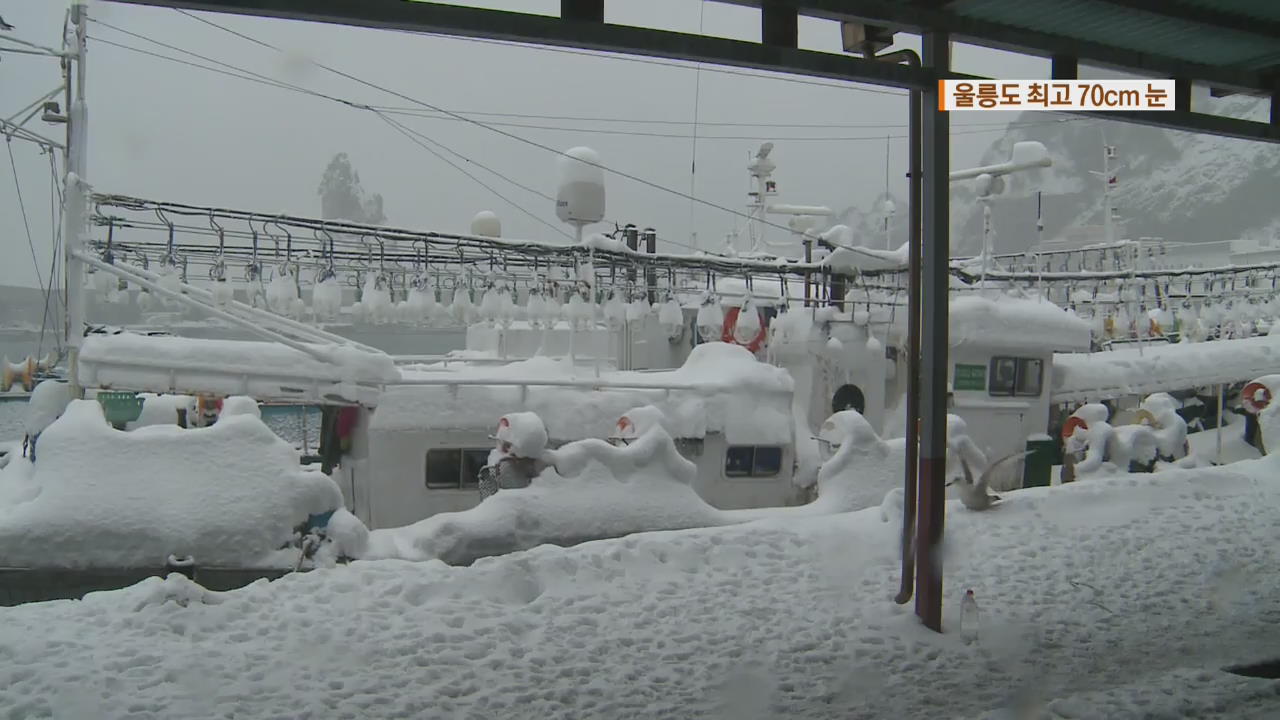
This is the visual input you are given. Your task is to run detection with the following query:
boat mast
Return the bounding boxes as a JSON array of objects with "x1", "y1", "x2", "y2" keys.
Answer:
[
  {"x1": 1102, "y1": 138, "x2": 1116, "y2": 245},
  {"x1": 63, "y1": 0, "x2": 88, "y2": 397}
]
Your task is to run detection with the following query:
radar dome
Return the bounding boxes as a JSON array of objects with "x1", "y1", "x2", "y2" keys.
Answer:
[
  {"x1": 471, "y1": 210, "x2": 501, "y2": 237},
  {"x1": 555, "y1": 146, "x2": 605, "y2": 225}
]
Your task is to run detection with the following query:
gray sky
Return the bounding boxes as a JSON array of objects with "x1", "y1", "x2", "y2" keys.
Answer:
[{"x1": 1, "y1": 0, "x2": 1044, "y2": 288}]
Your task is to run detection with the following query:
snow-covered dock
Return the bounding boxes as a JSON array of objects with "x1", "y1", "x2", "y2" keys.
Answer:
[{"x1": 1, "y1": 454, "x2": 1276, "y2": 718}]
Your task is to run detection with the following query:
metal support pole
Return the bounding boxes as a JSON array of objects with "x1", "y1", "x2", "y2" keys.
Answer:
[
  {"x1": 64, "y1": 1, "x2": 89, "y2": 398},
  {"x1": 761, "y1": 2, "x2": 798, "y2": 48},
  {"x1": 915, "y1": 31, "x2": 950, "y2": 634},
  {"x1": 560, "y1": 0, "x2": 603, "y2": 23},
  {"x1": 643, "y1": 227, "x2": 657, "y2": 305},
  {"x1": 802, "y1": 236, "x2": 813, "y2": 307},
  {"x1": 896, "y1": 58, "x2": 923, "y2": 606},
  {"x1": 1216, "y1": 383, "x2": 1225, "y2": 464},
  {"x1": 1175, "y1": 78, "x2": 1192, "y2": 113},
  {"x1": 1051, "y1": 54, "x2": 1078, "y2": 80}
]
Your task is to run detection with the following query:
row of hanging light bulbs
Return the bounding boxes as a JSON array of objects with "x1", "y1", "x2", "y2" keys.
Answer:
[{"x1": 1078, "y1": 295, "x2": 1280, "y2": 343}]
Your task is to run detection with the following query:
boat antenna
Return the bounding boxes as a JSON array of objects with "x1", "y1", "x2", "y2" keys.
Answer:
[{"x1": 686, "y1": 0, "x2": 706, "y2": 251}]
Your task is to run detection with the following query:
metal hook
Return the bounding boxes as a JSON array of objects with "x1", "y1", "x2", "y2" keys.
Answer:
[
  {"x1": 272, "y1": 217, "x2": 293, "y2": 265},
  {"x1": 314, "y1": 224, "x2": 335, "y2": 271},
  {"x1": 208, "y1": 211, "x2": 225, "y2": 256}
]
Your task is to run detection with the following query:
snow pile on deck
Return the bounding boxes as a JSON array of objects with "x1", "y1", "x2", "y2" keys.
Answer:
[
  {"x1": 127, "y1": 393, "x2": 197, "y2": 429},
  {"x1": 950, "y1": 292, "x2": 1091, "y2": 352},
  {"x1": 0, "y1": 400, "x2": 345, "y2": 568},
  {"x1": 24, "y1": 380, "x2": 73, "y2": 436},
  {"x1": 3, "y1": 454, "x2": 1278, "y2": 718},
  {"x1": 379, "y1": 343, "x2": 793, "y2": 443},
  {"x1": 365, "y1": 423, "x2": 727, "y2": 565},
  {"x1": 809, "y1": 410, "x2": 902, "y2": 512}
]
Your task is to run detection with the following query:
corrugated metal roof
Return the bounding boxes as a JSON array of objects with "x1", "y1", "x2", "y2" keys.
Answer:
[
  {"x1": 948, "y1": 0, "x2": 1280, "y2": 69},
  {"x1": 952, "y1": 0, "x2": 1280, "y2": 68}
]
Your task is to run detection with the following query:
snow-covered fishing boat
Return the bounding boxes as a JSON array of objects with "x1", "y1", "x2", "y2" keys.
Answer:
[
  {"x1": 28, "y1": 139, "x2": 1278, "y2": 535},
  {"x1": 7, "y1": 1, "x2": 1280, "y2": 557}
]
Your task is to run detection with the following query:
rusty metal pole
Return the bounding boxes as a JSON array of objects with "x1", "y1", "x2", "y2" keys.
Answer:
[
  {"x1": 895, "y1": 53, "x2": 923, "y2": 606},
  {"x1": 915, "y1": 31, "x2": 951, "y2": 633}
]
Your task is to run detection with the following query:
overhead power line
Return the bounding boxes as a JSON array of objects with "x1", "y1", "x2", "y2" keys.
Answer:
[{"x1": 159, "y1": 11, "x2": 1082, "y2": 240}]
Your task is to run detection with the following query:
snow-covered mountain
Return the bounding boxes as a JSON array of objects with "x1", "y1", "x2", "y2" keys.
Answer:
[
  {"x1": 835, "y1": 96, "x2": 1280, "y2": 257},
  {"x1": 953, "y1": 96, "x2": 1280, "y2": 255}
]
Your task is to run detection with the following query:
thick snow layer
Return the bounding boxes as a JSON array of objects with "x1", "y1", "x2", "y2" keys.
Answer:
[
  {"x1": 24, "y1": 380, "x2": 72, "y2": 435},
  {"x1": 366, "y1": 426, "x2": 724, "y2": 565},
  {"x1": 378, "y1": 343, "x2": 793, "y2": 444},
  {"x1": 126, "y1": 393, "x2": 196, "y2": 430},
  {"x1": 950, "y1": 293, "x2": 1091, "y2": 351},
  {"x1": 0, "y1": 400, "x2": 344, "y2": 568},
  {"x1": 1054, "y1": 333, "x2": 1280, "y2": 403},
  {"x1": 495, "y1": 411, "x2": 549, "y2": 458},
  {"x1": 822, "y1": 242, "x2": 909, "y2": 272},
  {"x1": 3, "y1": 457, "x2": 1278, "y2": 718},
  {"x1": 218, "y1": 395, "x2": 261, "y2": 420},
  {"x1": 808, "y1": 410, "x2": 902, "y2": 512},
  {"x1": 77, "y1": 333, "x2": 400, "y2": 402}
]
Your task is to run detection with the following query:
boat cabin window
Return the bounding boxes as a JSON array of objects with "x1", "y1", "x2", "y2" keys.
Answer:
[
  {"x1": 989, "y1": 356, "x2": 1043, "y2": 397},
  {"x1": 674, "y1": 438, "x2": 705, "y2": 458},
  {"x1": 725, "y1": 445, "x2": 783, "y2": 478},
  {"x1": 425, "y1": 448, "x2": 490, "y2": 490}
]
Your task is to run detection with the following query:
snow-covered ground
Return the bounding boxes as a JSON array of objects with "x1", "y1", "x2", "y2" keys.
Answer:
[{"x1": 1, "y1": 451, "x2": 1277, "y2": 718}]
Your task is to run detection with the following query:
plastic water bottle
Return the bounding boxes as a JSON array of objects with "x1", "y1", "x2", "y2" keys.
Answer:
[{"x1": 960, "y1": 589, "x2": 980, "y2": 644}]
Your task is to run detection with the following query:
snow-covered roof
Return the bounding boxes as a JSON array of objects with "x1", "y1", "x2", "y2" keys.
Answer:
[
  {"x1": 372, "y1": 343, "x2": 794, "y2": 444},
  {"x1": 1053, "y1": 334, "x2": 1280, "y2": 403},
  {"x1": 77, "y1": 333, "x2": 400, "y2": 404},
  {"x1": 950, "y1": 293, "x2": 1092, "y2": 352}
]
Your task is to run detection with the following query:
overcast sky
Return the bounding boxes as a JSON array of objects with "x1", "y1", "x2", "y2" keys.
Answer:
[{"x1": 0, "y1": 0, "x2": 1046, "y2": 288}]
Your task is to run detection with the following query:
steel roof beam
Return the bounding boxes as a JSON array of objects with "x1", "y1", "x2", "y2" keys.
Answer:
[
  {"x1": 102, "y1": 1, "x2": 1280, "y2": 142},
  {"x1": 105, "y1": 0, "x2": 930, "y2": 90},
  {"x1": 1096, "y1": 0, "x2": 1280, "y2": 42},
  {"x1": 714, "y1": 0, "x2": 1271, "y2": 94}
]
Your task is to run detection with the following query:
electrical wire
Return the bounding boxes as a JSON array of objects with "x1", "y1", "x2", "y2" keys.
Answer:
[
  {"x1": 375, "y1": 112, "x2": 573, "y2": 240},
  {"x1": 174, "y1": 7, "x2": 910, "y2": 100},
  {"x1": 7, "y1": 138, "x2": 45, "y2": 292},
  {"x1": 158, "y1": 11, "x2": 986, "y2": 240},
  {"x1": 87, "y1": 29, "x2": 1067, "y2": 142},
  {"x1": 98, "y1": 13, "x2": 1085, "y2": 253}
]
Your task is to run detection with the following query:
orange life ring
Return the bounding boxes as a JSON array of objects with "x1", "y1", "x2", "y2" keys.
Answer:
[
  {"x1": 721, "y1": 306, "x2": 766, "y2": 353},
  {"x1": 1062, "y1": 415, "x2": 1089, "y2": 440},
  {"x1": 1242, "y1": 382, "x2": 1272, "y2": 415}
]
